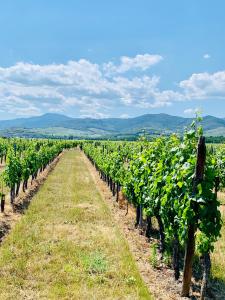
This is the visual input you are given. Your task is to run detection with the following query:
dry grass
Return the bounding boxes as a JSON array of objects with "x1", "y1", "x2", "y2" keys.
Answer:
[
  {"x1": 212, "y1": 191, "x2": 225, "y2": 281},
  {"x1": 211, "y1": 204, "x2": 225, "y2": 295},
  {"x1": 83, "y1": 152, "x2": 186, "y2": 300},
  {"x1": 0, "y1": 150, "x2": 151, "y2": 300},
  {"x1": 218, "y1": 191, "x2": 225, "y2": 205},
  {"x1": 84, "y1": 151, "x2": 225, "y2": 299}
]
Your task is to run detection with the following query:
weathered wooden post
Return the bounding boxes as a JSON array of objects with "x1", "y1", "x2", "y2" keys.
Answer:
[
  {"x1": 116, "y1": 183, "x2": 120, "y2": 202},
  {"x1": 1, "y1": 194, "x2": 5, "y2": 213},
  {"x1": 157, "y1": 215, "x2": 165, "y2": 256},
  {"x1": 181, "y1": 136, "x2": 206, "y2": 297},
  {"x1": 145, "y1": 216, "x2": 152, "y2": 238}
]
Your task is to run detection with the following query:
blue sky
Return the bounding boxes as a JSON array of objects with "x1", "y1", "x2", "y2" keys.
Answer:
[{"x1": 0, "y1": 0, "x2": 225, "y2": 119}]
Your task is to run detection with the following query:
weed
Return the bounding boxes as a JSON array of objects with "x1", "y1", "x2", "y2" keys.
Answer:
[
  {"x1": 149, "y1": 243, "x2": 158, "y2": 268},
  {"x1": 82, "y1": 251, "x2": 108, "y2": 274}
]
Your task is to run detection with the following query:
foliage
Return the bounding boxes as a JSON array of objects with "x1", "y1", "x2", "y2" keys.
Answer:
[
  {"x1": 83, "y1": 122, "x2": 223, "y2": 256},
  {"x1": 0, "y1": 138, "x2": 78, "y2": 197}
]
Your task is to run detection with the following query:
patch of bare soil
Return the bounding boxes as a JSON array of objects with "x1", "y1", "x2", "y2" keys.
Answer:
[
  {"x1": 218, "y1": 191, "x2": 225, "y2": 205},
  {"x1": 81, "y1": 151, "x2": 209, "y2": 300},
  {"x1": 0, "y1": 163, "x2": 5, "y2": 174},
  {"x1": 0, "y1": 151, "x2": 64, "y2": 244}
]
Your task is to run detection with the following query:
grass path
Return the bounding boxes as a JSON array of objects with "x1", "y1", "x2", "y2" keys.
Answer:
[
  {"x1": 0, "y1": 150, "x2": 151, "y2": 300},
  {"x1": 212, "y1": 205, "x2": 225, "y2": 293}
]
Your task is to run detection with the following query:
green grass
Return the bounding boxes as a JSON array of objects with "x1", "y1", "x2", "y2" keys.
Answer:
[
  {"x1": 212, "y1": 205, "x2": 225, "y2": 278},
  {"x1": 0, "y1": 150, "x2": 151, "y2": 300},
  {"x1": 211, "y1": 193, "x2": 225, "y2": 296}
]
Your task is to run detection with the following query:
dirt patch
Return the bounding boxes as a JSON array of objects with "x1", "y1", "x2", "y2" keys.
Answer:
[
  {"x1": 218, "y1": 191, "x2": 225, "y2": 205},
  {"x1": 0, "y1": 222, "x2": 11, "y2": 243},
  {"x1": 75, "y1": 203, "x2": 96, "y2": 210},
  {"x1": 81, "y1": 150, "x2": 201, "y2": 300},
  {"x1": 220, "y1": 205, "x2": 225, "y2": 214}
]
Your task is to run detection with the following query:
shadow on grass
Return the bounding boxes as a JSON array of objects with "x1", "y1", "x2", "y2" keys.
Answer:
[{"x1": 0, "y1": 222, "x2": 11, "y2": 243}]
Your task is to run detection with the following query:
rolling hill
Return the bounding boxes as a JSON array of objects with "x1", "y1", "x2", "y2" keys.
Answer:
[{"x1": 0, "y1": 113, "x2": 225, "y2": 139}]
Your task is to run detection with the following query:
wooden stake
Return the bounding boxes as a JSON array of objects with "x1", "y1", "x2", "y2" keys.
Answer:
[
  {"x1": 1, "y1": 194, "x2": 5, "y2": 213},
  {"x1": 181, "y1": 136, "x2": 206, "y2": 297}
]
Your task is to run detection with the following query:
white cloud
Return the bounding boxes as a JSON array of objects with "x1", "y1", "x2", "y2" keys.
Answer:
[
  {"x1": 9, "y1": 105, "x2": 41, "y2": 116},
  {"x1": 0, "y1": 55, "x2": 225, "y2": 118},
  {"x1": 103, "y1": 54, "x2": 163, "y2": 75},
  {"x1": 184, "y1": 108, "x2": 202, "y2": 115},
  {"x1": 120, "y1": 114, "x2": 130, "y2": 119},
  {"x1": 0, "y1": 55, "x2": 174, "y2": 117},
  {"x1": 179, "y1": 71, "x2": 225, "y2": 99},
  {"x1": 203, "y1": 53, "x2": 211, "y2": 59}
]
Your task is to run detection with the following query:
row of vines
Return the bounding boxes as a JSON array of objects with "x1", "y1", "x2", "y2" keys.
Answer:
[
  {"x1": 0, "y1": 138, "x2": 77, "y2": 209},
  {"x1": 82, "y1": 122, "x2": 225, "y2": 298}
]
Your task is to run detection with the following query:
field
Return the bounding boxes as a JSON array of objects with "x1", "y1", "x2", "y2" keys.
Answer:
[
  {"x1": 0, "y1": 134, "x2": 224, "y2": 299},
  {"x1": 0, "y1": 150, "x2": 151, "y2": 300}
]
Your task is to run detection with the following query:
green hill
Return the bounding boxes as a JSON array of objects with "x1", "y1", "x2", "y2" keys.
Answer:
[{"x1": 0, "y1": 113, "x2": 224, "y2": 138}]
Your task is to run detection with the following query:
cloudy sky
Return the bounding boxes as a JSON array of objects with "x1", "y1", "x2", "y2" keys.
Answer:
[{"x1": 0, "y1": 0, "x2": 225, "y2": 119}]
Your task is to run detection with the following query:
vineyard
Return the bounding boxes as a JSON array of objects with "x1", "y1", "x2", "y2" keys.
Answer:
[
  {"x1": 0, "y1": 121, "x2": 224, "y2": 299},
  {"x1": 0, "y1": 138, "x2": 77, "y2": 208},
  {"x1": 82, "y1": 121, "x2": 225, "y2": 299}
]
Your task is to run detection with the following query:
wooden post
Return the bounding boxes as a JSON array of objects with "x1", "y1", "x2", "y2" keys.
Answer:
[
  {"x1": 112, "y1": 182, "x2": 116, "y2": 196},
  {"x1": 181, "y1": 136, "x2": 206, "y2": 297},
  {"x1": 157, "y1": 215, "x2": 165, "y2": 256},
  {"x1": 139, "y1": 204, "x2": 143, "y2": 227},
  {"x1": 146, "y1": 216, "x2": 152, "y2": 238},
  {"x1": 135, "y1": 204, "x2": 141, "y2": 227},
  {"x1": 116, "y1": 183, "x2": 120, "y2": 202},
  {"x1": 1, "y1": 194, "x2": 5, "y2": 213},
  {"x1": 110, "y1": 178, "x2": 113, "y2": 192},
  {"x1": 134, "y1": 202, "x2": 143, "y2": 228},
  {"x1": 10, "y1": 186, "x2": 15, "y2": 206}
]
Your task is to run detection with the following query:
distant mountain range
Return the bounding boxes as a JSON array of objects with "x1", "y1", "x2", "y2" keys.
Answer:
[{"x1": 0, "y1": 113, "x2": 225, "y2": 139}]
